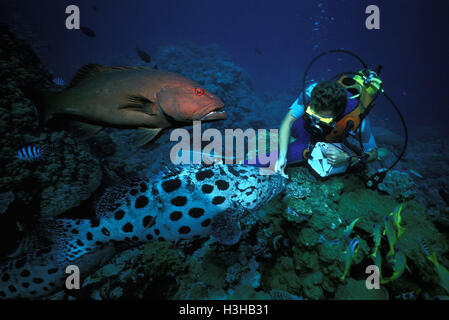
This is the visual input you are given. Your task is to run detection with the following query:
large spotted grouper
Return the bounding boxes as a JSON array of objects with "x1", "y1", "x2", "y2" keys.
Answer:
[
  {"x1": 0, "y1": 164, "x2": 286, "y2": 299},
  {"x1": 31, "y1": 64, "x2": 226, "y2": 145}
]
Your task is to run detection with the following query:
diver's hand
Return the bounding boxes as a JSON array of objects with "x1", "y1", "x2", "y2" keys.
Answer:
[
  {"x1": 325, "y1": 146, "x2": 350, "y2": 166},
  {"x1": 275, "y1": 157, "x2": 288, "y2": 178}
]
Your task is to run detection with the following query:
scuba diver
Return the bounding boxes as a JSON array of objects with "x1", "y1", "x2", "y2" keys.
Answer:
[
  {"x1": 244, "y1": 49, "x2": 408, "y2": 188},
  {"x1": 274, "y1": 74, "x2": 382, "y2": 178}
]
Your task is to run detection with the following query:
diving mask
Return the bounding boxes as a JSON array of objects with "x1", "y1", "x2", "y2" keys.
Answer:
[{"x1": 304, "y1": 106, "x2": 336, "y2": 137}]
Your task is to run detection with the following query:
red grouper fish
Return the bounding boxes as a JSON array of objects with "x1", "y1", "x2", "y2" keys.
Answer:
[{"x1": 31, "y1": 64, "x2": 226, "y2": 145}]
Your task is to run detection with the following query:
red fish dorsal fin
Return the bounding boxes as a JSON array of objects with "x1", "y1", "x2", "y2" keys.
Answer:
[{"x1": 68, "y1": 63, "x2": 112, "y2": 87}]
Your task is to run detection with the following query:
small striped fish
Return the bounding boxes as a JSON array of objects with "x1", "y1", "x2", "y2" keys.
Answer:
[
  {"x1": 382, "y1": 249, "x2": 407, "y2": 283},
  {"x1": 52, "y1": 76, "x2": 65, "y2": 86},
  {"x1": 418, "y1": 235, "x2": 431, "y2": 256},
  {"x1": 419, "y1": 235, "x2": 449, "y2": 294},
  {"x1": 16, "y1": 145, "x2": 48, "y2": 161}
]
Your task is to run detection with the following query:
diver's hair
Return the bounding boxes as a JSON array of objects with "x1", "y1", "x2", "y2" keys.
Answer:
[{"x1": 310, "y1": 81, "x2": 347, "y2": 118}]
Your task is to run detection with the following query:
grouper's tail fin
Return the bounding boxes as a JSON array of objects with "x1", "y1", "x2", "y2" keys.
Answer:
[
  {"x1": 39, "y1": 218, "x2": 97, "y2": 265},
  {"x1": 22, "y1": 87, "x2": 59, "y2": 125}
]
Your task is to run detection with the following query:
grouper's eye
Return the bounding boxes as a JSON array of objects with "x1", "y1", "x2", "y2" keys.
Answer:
[{"x1": 195, "y1": 88, "x2": 204, "y2": 96}]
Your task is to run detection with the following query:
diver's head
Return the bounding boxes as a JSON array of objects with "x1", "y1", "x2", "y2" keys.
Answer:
[
  {"x1": 304, "y1": 81, "x2": 348, "y2": 138},
  {"x1": 310, "y1": 80, "x2": 347, "y2": 118}
]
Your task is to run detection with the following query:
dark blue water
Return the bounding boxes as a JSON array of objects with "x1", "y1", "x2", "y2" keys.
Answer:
[{"x1": 1, "y1": 0, "x2": 448, "y2": 131}]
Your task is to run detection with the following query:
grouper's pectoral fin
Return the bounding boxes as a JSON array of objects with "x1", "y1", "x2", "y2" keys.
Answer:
[
  {"x1": 136, "y1": 127, "x2": 162, "y2": 146},
  {"x1": 211, "y1": 210, "x2": 242, "y2": 245},
  {"x1": 120, "y1": 94, "x2": 158, "y2": 116}
]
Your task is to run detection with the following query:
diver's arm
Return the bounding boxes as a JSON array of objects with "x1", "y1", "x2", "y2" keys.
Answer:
[
  {"x1": 359, "y1": 117, "x2": 378, "y2": 163},
  {"x1": 278, "y1": 110, "x2": 297, "y2": 163},
  {"x1": 346, "y1": 148, "x2": 377, "y2": 165}
]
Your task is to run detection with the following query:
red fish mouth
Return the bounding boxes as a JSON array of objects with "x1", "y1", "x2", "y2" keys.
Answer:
[{"x1": 200, "y1": 109, "x2": 227, "y2": 121}]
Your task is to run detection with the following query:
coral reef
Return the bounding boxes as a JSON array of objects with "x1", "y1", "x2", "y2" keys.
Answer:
[
  {"x1": 260, "y1": 165, "x2": 448, "y2": 300},
  {"x1": 334, "y1": 279, "x2": 389, "y2": 300},
  {"x1": 377, "y1": 170, "x2": 416, "y2": 200}
]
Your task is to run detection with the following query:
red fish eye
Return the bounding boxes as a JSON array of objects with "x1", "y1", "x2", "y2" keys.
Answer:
[{"x1": 195, "y1": 88, "x2": 204, "y2": 96}]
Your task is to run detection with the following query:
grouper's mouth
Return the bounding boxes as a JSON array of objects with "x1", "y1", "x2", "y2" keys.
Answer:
[
  {"x1": 200, "y1": 110, "x2": 227, "y2": 121},
  {"x1": 200, "y1": 108, "x2": 227, "y2": 121}
]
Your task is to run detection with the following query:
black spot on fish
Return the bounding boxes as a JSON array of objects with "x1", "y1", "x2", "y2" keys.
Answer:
[
  {"x1": 8, "y1": 285, "x2": 16, "y2": 293},
  {"x1": 122, "y1": 223, "x2": 133, "y2": 233},
  {"x1": 43, "y1": 287, "x2": 48, "y2": 291},
  {"x1": 170, "y1": 211, "x2": 182, "y2": 221},
  {"x1": 71, "y1": 229, "x2": 79, "y2": 234},
  {"x1": 49, "y1": 282, "x2": 55, "y2": 287},
  {"x1": 146, "y1": 234, "x2": 153, "y2": 240},
  {"x1": 196, "y1": 169, "x2": 214, "y2": 181},
  {"x1": 2, "y1": 273, "x2": 10, "y2": 282},
  {"x1": 135, "y1": 195, "x2": 149, "y2": 209},
  {"x1": 15, "y1": 257, "x2": 26, "y2": 269},
  {"x1": 32, "y1": 278, "x2": 44, "y2": 284},
  {"x1": 76, "y1": 239, "x2": 84, "y2": 247},
  {"x1": 0, "y1": 291, "x2": 6, "y2": 298},
  {"x1": 86, "y1": 232, "x2": 93, "y2": 240},
  {"x1": 218, "y1": 165, "x2": 226, "y2": 176},
  {"x1": 228, "y1": 166, "x2": 240, "y2": 177},
  {"x1": 101, "y1": 227, "x2": 110, "y2": 236},
  {"x1": 215, "y1": 180, "x2": 229, "y2": 190},
  {"x1": 201, "y1": 219, "x2": 211, "y2": 227},
  {"x1": 140, "y1": 182, "x2": 148, "y2": 192},
  {"x1": 171, "y1": 196, "x2": 187, "y2": 206},
  {"x1": 189, "y1": 208, "x2": 205, "y2": 218},
  {"x1": 75, "y1": 220, "x2": 81, "y2": 225},
  {"x1": 202, "y1": 184, "x2": 214, "y2": 194},
  {"x1": 142, "y1": 215, "x2": 154, "y2": 228},
  {"x1": 114, "y1": 209, "x2": 125, "y2": 220},
  {"x1": 132, "y1": 236, "x2": 138, "y2": 241},
  {"x1": 154, "y1": 229, "x2": 160, "y2": 235},
  {"x1": 48, "y1": 268, "x2": 58, "y2": 274},
  {"x1": 22, "y1": 282, "x2": 29, "y2": 288},
  {"x1": 20, "y1": 270, "x2": 30, "y2": 277},
  {"x1": 90, "y1": 219, "x2": 100, "y2": 228},
  {"x1": 212, "y1": 196, "x2": 226, "y2": 205},
  {"x1": 130, "y1": 189, "x2": 138, "y2": 196},
  {"x1": 179, "y1": 226, "x2": 191, "y2": 234},
  {"x1": 162, "y1": 178, "x2": 182, "y2": 193}
]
